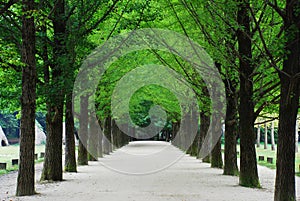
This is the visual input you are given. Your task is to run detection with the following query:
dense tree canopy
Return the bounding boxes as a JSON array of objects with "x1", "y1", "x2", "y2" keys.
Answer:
[{"x1": 0, "y1": 0, "x2": 299, "y2": 200}]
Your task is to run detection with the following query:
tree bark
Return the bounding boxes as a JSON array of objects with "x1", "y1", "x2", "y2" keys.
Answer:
[
  {"x1": 274, "y1": 1, "x2": 300, "y2": 200},
  {"x1": 187, "y1": 109, "x2": 199, "y2": 157},
  {"x1": 119, "y1": 124, "x2": 130, "y2": 147},
  {"x1": 223, "y1": 90, "x2": 238, "y2": 175},
  {"x1": 185, "y1": 111, "x2": 193, "y2": 155},
  {"x1": 171, "y1": 121, "x2": 180, "y2": 147},
  {"x1": 103, "y1": 117, "x2": 112, "y2": 155},
  {"x1": 211, "y1": 116, "x2": 223, "y2": 168},
  {"x1": 188, "y1": 133, "x2": 199, "y2": 157},
  {"x1": 77, "y1": 95, "x2": 88, "y2": 165},
  {"x1": 199, "y1": 112, "x2": 210, "y2": 162},
  {"x1": 211, "y1": 138, "x2": 223, "y2": 168},
  {"x1": 16, "y1": 0, "x2": 36, "y2": 195},
  {"x1": 111, "y1": 119, "x2": 121, "y2": 149},
  {"x1": 64, "y1": 92, "x2": 77, "y2": 172},
  {"x1": 42, "y1": 104, "x2": 64, "y2": 181},
  {"x1": 41, "y1": 0, "x2": 66, "y2": 181},
  {"x1": 111, "y1": 119, "x2": 117, "y2": 150},
  {"x1": 88, "y1": 114, "x2": 99, "y2": 161},
  {"x1": 237, "y1": 0, "x2": 259, "y2": 187},
  {"x1": 97, "y1": 120, "x2": 103, "y2": 158}
]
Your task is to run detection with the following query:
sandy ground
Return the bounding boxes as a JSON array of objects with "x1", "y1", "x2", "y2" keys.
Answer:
[{"x1": 0, "y1": 141, "x2": 299, "y2": 201}]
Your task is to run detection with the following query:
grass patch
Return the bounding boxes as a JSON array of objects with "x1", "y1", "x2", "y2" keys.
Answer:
[
  {"x1": 222, "y1": 143, "x2": 300, "y2": 176},
  {"x1": 0, "y1": 165, "x2": 19, "y2": 176},
  {"x1": 0, "y1": 145, "x2": 45, "y2": 175},
  {"x1": 255, "y1": 143, "x2": 300, "y2": 176}
]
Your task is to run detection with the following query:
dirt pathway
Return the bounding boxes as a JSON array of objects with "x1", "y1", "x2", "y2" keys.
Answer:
[{"x1": 0, "y1": 141, "x2": 299, "y2": 201}]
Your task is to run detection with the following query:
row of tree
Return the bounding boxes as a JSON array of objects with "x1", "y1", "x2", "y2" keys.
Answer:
[
  {"x1": 172, "y1": 1, "x2": 299, "y2": 200},
  {"x1": 0, "y1": 0, "x2": 299, "y2": 200}
]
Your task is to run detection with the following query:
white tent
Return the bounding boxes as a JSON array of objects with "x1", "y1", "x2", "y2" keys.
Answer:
[
  {"x1": 35, "y1": 120, "x2": 46, "y2": 145},
  {"x1": 0, "y1": 126, "x2": 9, "y2": 146}
]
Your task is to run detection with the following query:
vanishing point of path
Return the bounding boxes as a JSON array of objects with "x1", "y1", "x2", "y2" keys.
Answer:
[{"x1": 1, "y1": 141, "x2": 299, "y2": 201}]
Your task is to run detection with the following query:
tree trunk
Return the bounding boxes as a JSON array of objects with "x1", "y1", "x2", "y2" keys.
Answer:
[
  {"x1": 179, "y1": 114, "x2": 188, "y2": 150},
  {"x1": 111, "y1": 119, "x2": 120, "y2": 149},
  {"x1": 111, "y1": 119, "x2": 117, "y2": 150},
  {"x1": 103, "y1": 117, "x2": 112, "y2": 155},
  {"x1": 223, "y1": 90, "x2": 238, "y2": 175},
  {"x1": 41, "y1": 0, "x2": 66, "y2": 181},
  {"x1": 103, "y1": 135, "x2": 110, "y2": 154},
  {"x1": 211, "y1": 117, "x2": 223, "y2": 168},
  {"x1": 64, "y1": 92, "x2": 77, "y2": 172},
  {"x1": 119, "y1": 124, "x2": 130, "y2": 147},
  {"x1": 275, "y1": 77, "x2": 299, "y2": 200},
  {"x1": 211, "y1": 138, "x2": 223, "y2": 168},
  {"x1": 188, "y1": 133, "x2": 199, "y2": 157},
  {"x1": 274, "y1": 1, "x2": 300, "y2": 199},
  {"x1": 78, "y1": 95, "x2": 88, "y2": 165},
  {"x1": 264, "y1": 123, "x2": 268, "y2": 149},
  {"x1": 187, "y1": 109, "x2": 199, "y2": 157},
  {"x1": 199, "y1": 112, "x2": 210, "y2": 162},
  {"x1": 16, "y1": 0, "x2": 36, "y2": 195},
  {"x1": 171, "y1": 121, "x2": 180, "y2": 147},
  {"x1": 186, "y1": 111, "x2": 193, "y2": 155},
  {"x1": 41, "y1": 103, "x2": 64, "y2": 181},
  {"x1": 237, "y1": 0, "x2": 259, "y2": 187},
  {"x1": 88, "y1": 114, "x2": 99, "y2": 161},
  {"x1": 97, "y1": 120, "x2": 103, "y2": 158}
]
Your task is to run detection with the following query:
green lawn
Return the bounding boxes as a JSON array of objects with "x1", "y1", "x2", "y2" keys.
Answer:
[
  {"x1": 0, "y1": 144, "x2": 45, "y2": 175},
  {"x1": 255, "y1": 143, "x2": 300, "y2": 176},
  {"x1": 1, "y1": 143, "x2": 299, "y2": 176},
  {"x1": 221, "y1": 143, "x2": 300, "y2": 176}
]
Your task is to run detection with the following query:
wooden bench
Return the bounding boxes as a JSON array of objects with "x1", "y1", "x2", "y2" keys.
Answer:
[
  {"x1": 12, "y1": 159, "x2": 18, "y2": 166},
  {"x1": 267, "y1": 157, "x2": 273, "y2": 164},
  {"x1": 40, "y1": 152, "x2": 45, "y2": 158},
  {"x1": 0, "y1": 163, "x2": 7, "y2": 170},
  {"x1": 258, "y1": 156, "x2": 264, "y2": 161}
]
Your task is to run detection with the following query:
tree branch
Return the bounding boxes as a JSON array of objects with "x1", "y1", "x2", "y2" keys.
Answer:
[
  {"x1": 0, "y1": 0, "x2": 18, "y2": 15},
  {"x1": 266, "y1": 0, "x2": 286, "y2": 20},
  {"x1": 83, "y1": 0, "x2": 119, "y2": 36}
]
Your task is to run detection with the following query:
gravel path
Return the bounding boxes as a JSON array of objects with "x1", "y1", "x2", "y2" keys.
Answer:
[{"x1": 0, "y1": 141, "x2": 299, "y2": 201}]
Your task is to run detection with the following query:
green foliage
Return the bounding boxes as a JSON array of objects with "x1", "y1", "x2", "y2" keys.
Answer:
[{"x1": 129, "y1": 85, "x2": 181, "y2": 127}]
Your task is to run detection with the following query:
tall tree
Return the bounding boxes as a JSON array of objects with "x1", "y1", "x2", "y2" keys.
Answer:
[
  {"x1": 41, "y1": 0, "x2": 66, "y2": 181},
  {"x1": 236, "y1": 0, "x2": 259, "y2": 187},
  {"x1": 16, "y1": 0, "x2": 37, "y2": 195},
  {"x1": 274, "y1": 1, "x2": 300, "y2": 200}
]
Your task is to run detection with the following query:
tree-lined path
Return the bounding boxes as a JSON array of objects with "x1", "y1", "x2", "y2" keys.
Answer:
[
  {"x1": 1, "y1": 0, "x2": 300, "y2": 200},
  {"x1": 1, "y1": 141, "x2": 298, "y2": 201}
]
